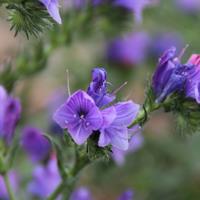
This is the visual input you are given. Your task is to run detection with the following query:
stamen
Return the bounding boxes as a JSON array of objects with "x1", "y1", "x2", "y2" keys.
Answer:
[
  {"x1": 80, "y1": 115, "x2": 84, "y2": 119},
  {"x1": 111, "y1": 81, "x2": 128, "y2": 95},
  {"x1": 66, "y1": 69, "x2": 71, "y2": 97},
  {"x1": 178, "y1": 44, "x2": 189, "y2": 61}
]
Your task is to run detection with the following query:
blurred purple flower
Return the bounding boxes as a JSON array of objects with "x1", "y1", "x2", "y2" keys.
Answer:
[
  {"x1": 53, "y1": 90, "x2": 103, "y2": 145},
  {"x1": 70, "y1": 187, "x2": 93, "y2": 200},
  {"x1": 21, "y1": 126, "x2": 51, "y2": 162},
  {"x1": 185, "y1": 54, "x2": 200, "y2": 103},
  {"x1": 175, "y1": 0, "x2": 200, "y2": 13},
  {"x1": 99, "y1": 101, "x2": 140, "y2": 150},
  {"x1": 152, "y1": 32, "x2": 184, "y2": 57},
  {"x1": 107, "y1": 32, "x2": 151, "y2": 67},
  {"x1": 39, "y1": 0, "x2": 62, "y2": 24},
  {"x1": 118, "y1": 189, "x2": 134, "y2": 200},
  {"x1": 114, "y1": 0, "x2": 159, "y2": 24},
  {"x1": 0, "y1": 85, "x2": 21, "y2": 144},
  {"x1": 87, "y1": 68, "x2": 115, "y2": 107},
  {"x1": 0, "y1": 171, "x2": 19, "y2": 199},
  {"x1": 112, "y1": 126, "x2": 143, "y2": 165},
  {"x1": 28, "y1": 156, "x2": 61, "y2": 199},
  {"x1": 152, "y1": 47, "x2": 192, "y2": 102}
]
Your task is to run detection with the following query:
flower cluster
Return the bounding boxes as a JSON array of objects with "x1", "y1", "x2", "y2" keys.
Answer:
[
  {"x1": 54, "y1": 68, "x2": 140, "y2": 151},
  {"x1": 152, "y1": 47, "x2": 200, "y2": 103}
]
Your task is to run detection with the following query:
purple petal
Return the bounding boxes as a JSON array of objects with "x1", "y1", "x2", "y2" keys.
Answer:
[
  {"x1": 98, "y1": 129, "x2": 111, "y2": 147},
  {"x1": 101, "y1": 106, "x2": 116, "y2": 128},
  {"x1": 70, "y1": 187, "x2": 93, "y2": 200},
  {"x1": 112, "y1": 125, "x2": 143, "y2": 165},
  {"x1": 118, "y1": 189, "x2": 134, "y2": 200},
  {"x1": 0, "y1": 86, "x2": 7, "y2": 133},
  {"x1": 100, "y1": 126, "x2": 129, "y2": 150},
  {"x1": 68, "y1": 122, "x2": 93, "y2": 145},
  {"x1": 40, "y1": 0, "x2": 62, "y2": 24},
  {"x1": 112, "y1": 101, "x2": 140, "y2": 126},
  {"x1": 21, "y1": 126, "x2": 51, "y2": 162},
  {"x1": 28, "y1": 157, "x2": 61, "y2": 198}
]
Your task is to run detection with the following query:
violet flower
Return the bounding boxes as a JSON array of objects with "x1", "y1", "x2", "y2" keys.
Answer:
[
  {"x1": 70, "y1": 187, "x2": 93, "y2": 200},
  {"x1": 98, "y1": 101, "x2": 140, "y2": 150},
  {"x1": 21, "y1": 126, "x2": 51, "y2": 162},
  {"x1": 87, "y1": 68, "x2": 115, "y2": 107},
  {"x1": 0, "y1": 171, "x2": 19, "y2": 199},
  {"x1": 112, "y1": 126, "x2": 143, "y2": 165},
  {"x1": 175, "y1": 0, "x2": 200, "y2": 13},
  {"x1": 114, "y1": 0, "x2": 159, "y2": 24},
  {"x1": 39, "y1": 0, "x2": 62, "y2": 24},
  {"x1": 152, "y1": 47, "x2": 192, "y2": 102},
  {"x1": 118, "y1": 189, "x2": 134, "y2": 200},
  {"x1": 28, "y1": 156, "x2": 61, "y2": 199},
  {"x1": 53, "y1": 90, "x2": 103, "y2": 145},
  {"x1": 185, "y1": 54, "x2": 200, "y2": 103},
  {"x1": 0, "y1": 85, "x2": 21, "y2": 144},
  {"x1": 107, "y1": 32, "x2": 150, "y2": 67}
]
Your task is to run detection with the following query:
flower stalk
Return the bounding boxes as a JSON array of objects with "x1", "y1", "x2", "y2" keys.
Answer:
[{"x1": 3, "y1": 173, "x2": 16, "y2": 200}]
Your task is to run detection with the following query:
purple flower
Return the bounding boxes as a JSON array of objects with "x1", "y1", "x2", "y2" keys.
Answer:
[
  {"x1": 53, "y1": 90, "x2": 103, "y2": 145},
  {"x1": 185, "y1": 54, "x2": 200, "y2": 103},
  {"x1": 28, "y1": 156, "x2": 61, "y2": 198},
  {"x1": 70, "y1": 187, "x2": 93, "y2": 200},
  {"x1": 0, "y1": 85, "x2": 21, "y2": 144},
  {"x1": 118, "y1": 189, "x2": 134, "y2": 200},
  {"x1": 112, "y1": 126, "x2": 143, "y2": 165},
  {"x1": 21, "y1": 126, "x2": 51, "y2": 162},
  {"x1": 39, "y1": 0, "x2": 62, "y2": 24},
  {"x1": 175, "y1": 0, "x2": 200, "y2": 13},
  {"x1": 152, "y1": 47, "x2": 192, "y2": 102},
  {"x1": 87, "y1": 68, "x2": 115, "y2": 107},
  {"x1": 107, "y1": 32, "x2": 150, "y2": 67},
  {"x1": 0, "y1": 171, "x2": 19, "y2": 199},
  {"x1": 114, "y1": 0, "x2": 159, "y2": 24},
  {"x1": 98, "y1": 101, "x2": 140, "y2": 150}
]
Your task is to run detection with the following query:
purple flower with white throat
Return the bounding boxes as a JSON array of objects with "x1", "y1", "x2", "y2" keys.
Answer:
[
  {"x1": 0, "y1": 85, "x2": 21, "y2": 144},
  {"x1": 112, "y1": 126, "x2": 143, "y2": 165},
  {"x1": 87, "y1": 68, "x2": 115, "y2": 107},
  {"x1": 185, "y1": 54, "x2": 200, "y2": 103},
  {"x1": 28, "y1": 156, "x2": 61, "y2": 199},
  {"x1": 98, "y1": 101, "x2": 140, "y2": 150},
  {"x1": 70, "y1": 187, "x2": 93, "y2": 200},
  {"x1": 39, "y1": 0, "x2": 62, "y2": 24},
  {"x1": 53, "y1": 90, "x2": 103, "y2": 145},
  {"x1": 21, "y1": 126, "x2": 51, "y2": 162}
]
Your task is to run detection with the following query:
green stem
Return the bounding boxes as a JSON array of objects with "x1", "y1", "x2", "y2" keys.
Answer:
[
  {"x1": 47, "y1": 182, "x2": 66, "y2": 200},
  {"x1": 3, "y1": 173, "x2": 16, "y2": 200},
  {"x1": 129, "y1": 103, "x2": 161, "y2": 128}
]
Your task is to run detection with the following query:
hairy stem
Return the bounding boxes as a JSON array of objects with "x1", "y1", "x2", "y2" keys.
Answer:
[{"x1": 129, "y1": 103, "x2": 161, "y2": 128}]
